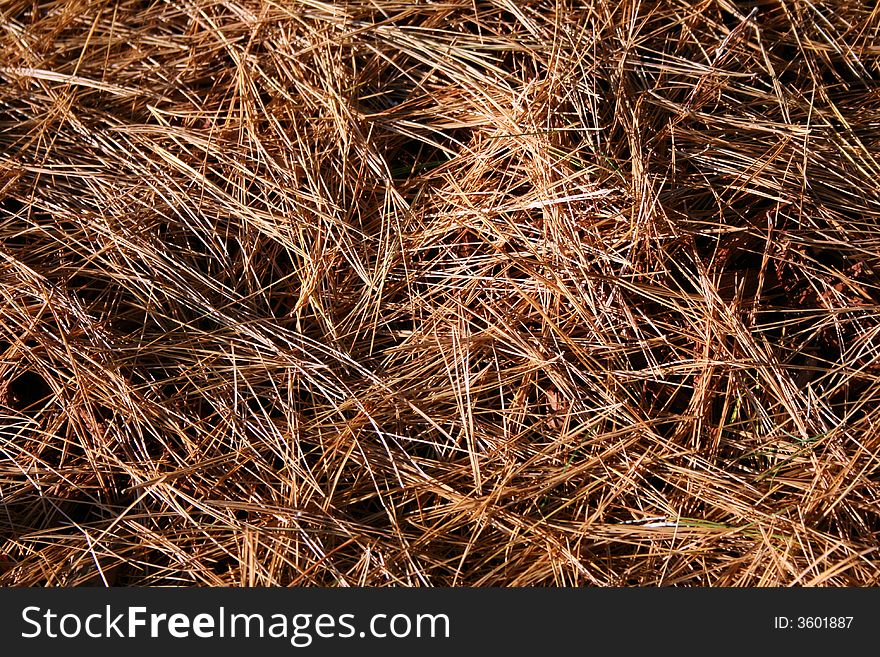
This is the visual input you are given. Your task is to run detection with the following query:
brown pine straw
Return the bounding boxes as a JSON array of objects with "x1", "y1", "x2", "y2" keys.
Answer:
[{"x1": 1, "y1": 0, "x2": 880, "y2": 586}]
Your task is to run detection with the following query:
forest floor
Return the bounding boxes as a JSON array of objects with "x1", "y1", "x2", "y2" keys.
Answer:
[{"x1": 1, "y1": 0, "x2": 880, "y2": 586}]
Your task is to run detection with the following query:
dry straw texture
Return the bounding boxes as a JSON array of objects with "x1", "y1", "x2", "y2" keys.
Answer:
[{"x1": 1, "y1": 0, "x2": 880, "y2": 586}]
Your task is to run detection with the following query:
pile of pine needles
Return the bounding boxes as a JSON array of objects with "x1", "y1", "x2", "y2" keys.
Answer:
[{"x1": 2, "y1": 0, "x2": 880, "y2": 586}]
